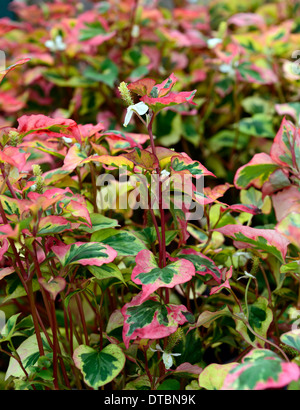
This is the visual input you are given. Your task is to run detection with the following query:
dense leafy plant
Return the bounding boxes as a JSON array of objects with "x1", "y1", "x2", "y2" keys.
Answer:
[
  {"x1": 0, "y1": 0, "x2": 300, "y2": 391},
  {"x1": 1, "y1": 0, "x2": 300, "y2": 179}
]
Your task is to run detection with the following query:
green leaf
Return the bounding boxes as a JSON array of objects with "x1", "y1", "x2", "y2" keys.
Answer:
[
  {"x1": 88, "y1": 263, "x2": 126, "y2": 284},
  {"x1": 73, "y1": 344, "x2": 125, "y2": 389},
  {"x1": 233, "y1": 297, "x2": 273, "y2": 347},
  {"x1": 52, "y1": 241, "x2": 117, "y2": 267},
  {"x1": 79, "y1": 21, "x2": 106, "y2": 41},
  {"x1": 239, "y1": 114, "x2": 275, "y2": 138},
  {"x1": 209, "y1": 130, "x2": 250, "y2": 152},
  {"x1": 190, "y1": 305, "x2": 232, "y2": 330},
  {"x1": 157, "y1": 379, "x2": 180, "y2": 390},
  {"x1": 199, "y1": 363, "x2": 237, "y2": 390},
  {"x1": 92, "y1": 230, "x2": 148, "y2": 256},
  {"x1": 80, "y1": 213, "x2": 119, "y2": 233},
  {"x1": 5, "y1": 334, "x2": 50, "y2": 380},
  {"x1": 236, "y1": 163, "x2": 278, "y2": 189},
  {"x1": 83, "y1": 59, "x2": 119, "y2": 88},
  {"x1": 3, "y1": 277, "x2": 40, "y2": 303},
  {"x1": 0, "y1": 313, "x2": 21, "y2": 342},
  {"x1": 280, "y1": 330, "x2": 300, "y2": 353},
  {"x1": 223, "y1": 349, "x2": 300, "y2": 390}
]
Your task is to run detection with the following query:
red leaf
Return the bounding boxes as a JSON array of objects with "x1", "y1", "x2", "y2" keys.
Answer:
[
  {"x1": 210, "y1": 267, "x2": 233, "y2": 295},
  {"x1": 142, "y1": 90, "x2": 197, "y2": 113},
  {"x1": 131, "y1": 250, "x2": 195, "y2": 303},
  {"x1": 216, "y1": 224, "x2": 290, "y2": 261},
  {"x1": 270, "y1": 117, "x2": 300, "y2": 170},
  {"x1": 0, "y1": 58, "x2": 30, "y2": 85},
  {"x1": 127, "y1": 78, "x2": 156, "y2": 97},
  {"x1": 121, "y1": 292, "x2": 190, "y2": 348},
  {"x1": 17, "y1": 114, "x2": 81, "y2": 142}
]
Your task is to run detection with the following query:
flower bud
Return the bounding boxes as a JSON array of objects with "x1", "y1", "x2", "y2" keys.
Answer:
[
  {"x1": 118, "y1": 82, "x2": 134, "y2": 107},
  {"x1": 165, "y1": 328, "x2": 184, "y2": 353},
  {"x1": 8, "y1": 130, "x2": 20, "y2": 147}
]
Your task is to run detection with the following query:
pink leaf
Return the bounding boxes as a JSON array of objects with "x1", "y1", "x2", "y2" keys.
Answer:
[
  {"x1": 0, "y1": 58, "x2": 30, "y2": 85},
  {"x1": 216, "y1": 225, "x2": 290, "y2": 262},
  {"x1": 121, "y1": 293, "x2": 191, "y2": 349},
  {"x1": 38, "y1": 277, "x2": 66, "y2": 301},
  {"x1": 221, "y1": 204, "x2": 262, "y2": 215},
  {"x1": 0, "y1": 239, "x2": 9, "y2": 260},
  {"x1": 228, "y1": 13, "x2": 266, "y2": 28},
  {"x1": 142, "y1": 90, "x2": 197, "y2": 113},
  {"x1": 132, "y1": 250, "x2": 195, "y2": 304},
  {"x1": 127, "y1": 78, "x2": 156, "y2": 96},
  {"x1": 151, "y1": 73, "x2": 178, "y2": 98},
  {"x1": 171, "y1": 153, "x2": 216, "y2": 179},
  {"x1": 17, "y1": 114, "x2": 81, "y2": 142},
  {"x1": 272, "y1": 186, "x2": 300, "y2": 222},
  {"x1": 270, "y1": 117, "x2": 300, "y2": 170},
  {"x1": 170, "y1": 248, "x2": 222, "y2": 284},
  {"x1": 0, "y1": 267, "x2": 15, "y2": 280},
  {"x1": 210, "y1": 267, "x2": 233, "y2": 295},
  {"x1": 51, "y1": 241, "x2": 117, "y2": 267}
]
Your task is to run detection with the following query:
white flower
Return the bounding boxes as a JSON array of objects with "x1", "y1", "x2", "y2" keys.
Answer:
[
  {"x1": 219, "y1": 63, "x2": 236, "y2": 77},
  {"x1": 237, "y1": 271, "x2": 256, "y2": 281},
  {"x1": 123, "y1": 102, "x2": 149, "y2": 127},
  {"x1": 150, "y1": 344, "x2": 181, "y2": 370},
  {"x1": 131, "y1": 24, "x2": 140, "y2": 38},
  {"x1": 207, "y1": 38, "x2": 222, "y2": 49},
  {"x1": 62, "y1": 137, "x2": 73, "y2": 144},
  {"x1": 45, "y1": 35, "x2": 66, "y2": 52}
]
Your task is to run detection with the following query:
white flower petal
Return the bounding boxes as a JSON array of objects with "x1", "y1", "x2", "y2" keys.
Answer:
[
  {"x1": 244, "y1": 271, "x2": 256, "y2": 279},
  {"x1": 162, "y1": 353, "x2": 174, "y2": 369},
  {"x1": 132, "y1": 101, "x2": 149, "y2": 116},
  {"x1": 123, "y1": 102, "x2": 148, "y2": 127},
  {"x1": 62, "y1": 137, "x2": 73, "y2": 144},
  {"x1": 123, "y1": 106, "x2": 134, "y2": 127},
  {"x1": 155, "y1": 344, "x2": 163, "y2": 352},
  {"x1": 207, "y1": 38, "x2": 222, "y2": 49},
  {"x1": 45, "y1": 40, "x2": 55, "y2": 51}
]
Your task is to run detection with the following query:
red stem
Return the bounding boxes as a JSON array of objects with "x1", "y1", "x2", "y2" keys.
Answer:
[{"x1": 147, "y1": 115, "x2": 167, "y2": 270}]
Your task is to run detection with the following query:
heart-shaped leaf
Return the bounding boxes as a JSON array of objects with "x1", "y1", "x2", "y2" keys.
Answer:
[
  {"x1": 73, "y1": 344, "x2": 126, "y2": 389},
  {"x1": 280, "y1": 329, "x2": 300, "y2": 353},
  {"x1": 222, "y1": 349, "x2": 300, "y2": 390},
  {"x1": 132, "y1": 250, "x2": 195, "y2": 303},
  {"x1": 121, "y1": 293, "x2": 191, "y2": 348},
  {"x1": 199, "y1": 363, "x2": 238, "y2": 390},
  {"x1": 38, "y1": 277, "x2": 66, "y2": 301}
]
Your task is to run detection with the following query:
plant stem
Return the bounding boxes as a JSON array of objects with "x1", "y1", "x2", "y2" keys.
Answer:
[
  {"x1": 50, "y1": 299, "x2": 59, "y2": 390},
  {"x1": 244, "y1": 277, "x2": 252, "y2": 319},
  {"x1": 75, "y1": 294, "x2": 89, "y2": 345},
  {"x1": 147, "y1": 115, "x2": 167, "y2": 270},
  {"x1": 27, "y1": 280, "x2": 45, "y2": 356},
  {"x1": 89, "y1": 163, "x2": 98, "y2": 213}
]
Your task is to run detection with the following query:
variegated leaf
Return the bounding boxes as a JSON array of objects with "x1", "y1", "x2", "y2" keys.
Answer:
[
  {"x1": 121, "y1": 293, "x2": 191, "y2": 348},
  {"x1": 132, "y1": 250, "x2": 195, "y2": 303},
  {"x1": 222, "y1": 349, "x2": 300, "y2": 390},
  {"x1": 51, "y1": 242, "x2": 117, "y2": 267}
]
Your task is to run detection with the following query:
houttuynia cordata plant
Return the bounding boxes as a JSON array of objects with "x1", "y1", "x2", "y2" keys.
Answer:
[{"x1": 0, "y1": 0, "x2": 300, "y2": 391}]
